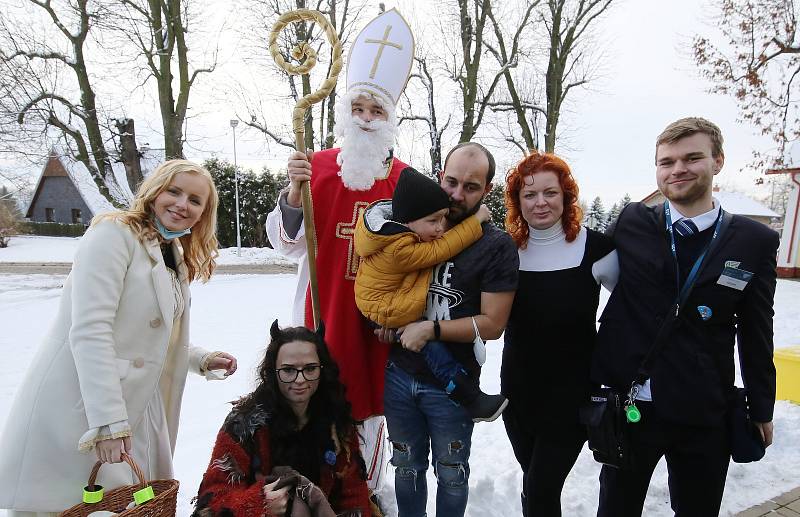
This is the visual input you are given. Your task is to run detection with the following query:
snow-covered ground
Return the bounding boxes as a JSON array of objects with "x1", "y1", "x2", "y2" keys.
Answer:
[
  {"x1": 0, "y1": 271, "x2": 798, "y2": 516},
  {"x1": 0, "y1": 235, "x2": 296, "y2": 265}
]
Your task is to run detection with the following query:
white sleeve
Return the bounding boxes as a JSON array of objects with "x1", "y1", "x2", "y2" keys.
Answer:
[
  {"x1": 68, "y1": 220, "x2": 134, "y2": 429},
  {"x1": 78, "y1": 420, "x2": 132, "y2": 451},
  {"x1": 592, "y1": 250, "x2": 619, "y2": 292},
  {"x1": 189, "y1": 345, "x2": 213, "y2": 375},
  {"x1": 265, "y1": 190, "x2": 308, "y2": 259}
]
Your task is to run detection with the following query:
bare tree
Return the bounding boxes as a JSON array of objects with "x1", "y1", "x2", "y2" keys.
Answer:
[
  {"x1": 115, "y1": 117, "x2": 143, "y2": 191},
  {"x1": 541, "y1": 0, "x2": 613, "y2": 152},
  {"x1": 0, "y1": 0, "x2": 127, "y2": 205},
  {"x1": 484, "y1": 0, "x2": 542, "y2": 152},
  {"x1": 693, "y1": 0, "x2": 799, "y2": 169},
  {"x1": 0, "y1": 0, "x2": 222, "y2": 202},
  {"x1": 397, "y1": 0, "x2": 610, "y2": 160},
  {"x1": 447, "y1": 0, "x2": 507, "y2": 143},
  {"x1": 486, "y1": 73, "x2": 545, "y2": 153},
  {"x1": 113, "y1": 0, "x2": 217, "y2": 160},
  {"x1": 422, "y1": 0, "x2": 541, "y2": 151},
  {"x1": 399, "y1": 56, "x2": 452, "y2": 175}
]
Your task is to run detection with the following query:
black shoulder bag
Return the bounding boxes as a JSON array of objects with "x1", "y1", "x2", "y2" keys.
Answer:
[{"x1": 580, "y1": 205, "x2": 734, "y2": 470}]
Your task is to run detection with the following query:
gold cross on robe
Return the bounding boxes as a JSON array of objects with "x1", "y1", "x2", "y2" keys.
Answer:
[
  {"x1": 365, "y1": 25, "x2": 403, "y2": 79},
  {"x1": 335, "y1": 201, "x2": 369, "y2": 280}
]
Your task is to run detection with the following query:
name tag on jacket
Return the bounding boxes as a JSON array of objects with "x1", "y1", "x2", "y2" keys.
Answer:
[{"x1": 717, "y1": 265, "x2": 753, "y2": 291}]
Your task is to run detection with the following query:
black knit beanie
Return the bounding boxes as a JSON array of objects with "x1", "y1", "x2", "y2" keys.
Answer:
[{"x1": 392, "y1": 167, "x2": 450, "y2": 223}]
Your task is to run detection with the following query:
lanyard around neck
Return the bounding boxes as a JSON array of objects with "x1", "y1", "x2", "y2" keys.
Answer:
[{"x1": 664, "y1": 201, "x2": 723, "y2": 311}]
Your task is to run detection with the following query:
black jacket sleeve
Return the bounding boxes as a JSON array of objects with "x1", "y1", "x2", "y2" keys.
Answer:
[{"x1": 736, "y1": 225, "x2": 780, "y2": 422}]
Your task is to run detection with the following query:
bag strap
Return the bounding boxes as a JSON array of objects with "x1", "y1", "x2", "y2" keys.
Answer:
[{"x1": 629, "y1": 208, "x2": 733, "y2": 391}]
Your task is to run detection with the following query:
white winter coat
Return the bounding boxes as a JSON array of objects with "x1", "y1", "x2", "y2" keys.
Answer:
[{"x1": 0, "y1": 219, "x2": 208, "y2": 512}]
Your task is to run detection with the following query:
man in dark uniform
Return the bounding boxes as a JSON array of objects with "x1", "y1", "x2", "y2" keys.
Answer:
[{"x1": 592, "y1": 117, "x2": 779, "y2": 516}]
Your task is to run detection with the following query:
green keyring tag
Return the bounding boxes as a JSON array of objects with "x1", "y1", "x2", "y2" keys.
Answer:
[
  {"x1": 133, "y1": 485, "x2": 155, "y2": 505},
  {"x1": 625, "y1": 404, "x2": 641, "y2": 423},
  {"x1": 83, "y1": 485, "x2": 104, "y2": 504}
]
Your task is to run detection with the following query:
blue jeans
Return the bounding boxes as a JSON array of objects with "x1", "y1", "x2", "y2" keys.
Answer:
[
  {"x1": 421, "y1": 340, "x2": 464, "y2": 392},
  {"x1": 383, "y1": 361, "x2": 474, "y2": 517}
]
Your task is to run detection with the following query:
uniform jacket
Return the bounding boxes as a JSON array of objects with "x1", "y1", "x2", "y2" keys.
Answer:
[
  {"x1": 592, "y1": 202, "x2": 779, "y2": 427},
  {"x1": 193, "y1": 403, "x2": 370, "y2": 517},
  {"x1": 354, "y1": 200, "x2": 483, "y2": 328},
  {"x1": 0, "y1": 219, "x2": 208, "y2": 511}
]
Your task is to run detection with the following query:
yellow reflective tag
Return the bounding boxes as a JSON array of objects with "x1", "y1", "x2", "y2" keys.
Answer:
[
  {"x1": 133, "y1": 485, "x2": 155, "y2": 505},
  {"x1": 82, "y1": 485, "x2": 104, "y2": 504}
]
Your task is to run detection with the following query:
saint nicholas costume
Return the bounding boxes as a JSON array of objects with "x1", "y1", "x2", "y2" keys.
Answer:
[{"x1": 265, "y1": 9, "x2": 415, "y2": 491}]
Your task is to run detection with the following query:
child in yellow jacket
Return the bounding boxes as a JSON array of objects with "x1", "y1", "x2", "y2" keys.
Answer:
[{"x1": 354, "y1": 167, "x2": 507, "y2": 422}]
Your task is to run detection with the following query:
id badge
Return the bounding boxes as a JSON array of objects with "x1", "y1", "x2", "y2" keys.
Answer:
[{"x1": 717, "y1": 266, "x2": 753, "y2": 291}]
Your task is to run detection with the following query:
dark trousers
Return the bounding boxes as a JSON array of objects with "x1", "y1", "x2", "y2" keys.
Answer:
[
  {"x1": 503, "y1": 401, "x2": 586, "y2": 517},
  {"x1": 371, "y1": 319, "x2": 465, "y2": 391},
  {"x1": 597, "y1": 402, "x2": 730, "y2": 517},
  {"x1": 421, "y1": 339, "x2": 465, "y2": 390}
]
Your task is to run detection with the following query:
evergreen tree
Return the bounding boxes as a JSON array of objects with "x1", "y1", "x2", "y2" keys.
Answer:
[
  {"x1": 484, "y1": 182, "x2": 507, "y2": 229},
  {"x1": 0, "y1": 185, "x2": 21, "y2": 247},
  {"x1": 584, "y1": 196, "x2": 606, "y2": 231},
  {"x1": 605, "y1": 192, "x2": 632, "y2": 230},
  {"x1": 605, "y1": 202, "x2": 620, "y2": 230},
  {"x1": 204, "y1": 158, "x2": 288, "y2": 248},
  {"x1": 0, "y1": 186, "x2": 21, "y2": 216}
]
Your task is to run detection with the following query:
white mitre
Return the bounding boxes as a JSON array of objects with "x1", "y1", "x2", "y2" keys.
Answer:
[{"x1": 346, "y1": 8, "x2": 415, "y2": 107}]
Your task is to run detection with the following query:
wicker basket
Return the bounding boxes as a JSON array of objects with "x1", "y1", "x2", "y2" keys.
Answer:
[{"x1": 60, "y1": 453, "x2": 179, "y2": 517}]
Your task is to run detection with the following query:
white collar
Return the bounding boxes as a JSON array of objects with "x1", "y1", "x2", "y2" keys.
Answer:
[
  {"x1": 528, "y1": 223, "x2": 565, "y2": 245},
  {"x1": 668, "y1": 198, "x2": 720, "y2": 233}
]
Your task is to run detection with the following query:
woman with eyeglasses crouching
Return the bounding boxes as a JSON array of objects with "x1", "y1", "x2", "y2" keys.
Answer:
[{"x1": 193, "y1": 321, "x2": 372, "y2": 517}]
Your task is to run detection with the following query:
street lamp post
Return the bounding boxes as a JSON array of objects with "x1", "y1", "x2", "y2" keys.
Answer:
[{"x1": 230, "y1": 119, "x2": 242, "y2": 257}]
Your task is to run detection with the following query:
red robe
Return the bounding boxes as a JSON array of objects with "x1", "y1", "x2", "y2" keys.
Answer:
[{"x1": 305, "y1": 148, "x2": 406, "y2": 420}]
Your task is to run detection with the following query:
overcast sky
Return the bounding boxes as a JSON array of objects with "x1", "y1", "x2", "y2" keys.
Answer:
[
  {"x1": 5, "y1": 0, "x2": 783, "y2": 208},
  {"x1": 190, "y1": 0, "x2": 778, "y2": 207}
]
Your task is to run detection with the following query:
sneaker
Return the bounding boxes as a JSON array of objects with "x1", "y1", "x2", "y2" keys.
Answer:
[{"x1": 464, "y1": 393, "x2": 508, "y2": 423}]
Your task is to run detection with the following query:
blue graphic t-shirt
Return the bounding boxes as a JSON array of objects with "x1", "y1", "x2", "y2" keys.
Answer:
[{"x1": 390, "y1": 222, "x2": 519, "y2": 382}]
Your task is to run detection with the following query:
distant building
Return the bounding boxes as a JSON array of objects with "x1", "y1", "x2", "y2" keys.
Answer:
[
  {"x1": 768, "y1": 141, "x2": 800, "y2": 278},
  {"x1": 25, "y1": 152, "x2": 115, "y2": 225},
  {"x1": 25, "y1": 149, "x2": 162, "y2": 225},
  {"x1": 641, "y1": 187, "x2": 779, "y2": 227}
]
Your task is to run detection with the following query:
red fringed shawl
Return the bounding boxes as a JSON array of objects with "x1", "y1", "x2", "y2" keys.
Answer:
[{"x1": 193, "y1": 405, "x2": 370, "y2": 517}]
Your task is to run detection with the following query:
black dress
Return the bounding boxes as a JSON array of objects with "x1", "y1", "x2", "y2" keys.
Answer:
[{"x1": 501, "y1": 227, "x2": 614, "y2": 517}]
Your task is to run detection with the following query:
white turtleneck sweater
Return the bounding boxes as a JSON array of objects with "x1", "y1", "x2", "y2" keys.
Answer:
[{"x1": 519, "y1": 224, "x2": 619, "y2": 291}]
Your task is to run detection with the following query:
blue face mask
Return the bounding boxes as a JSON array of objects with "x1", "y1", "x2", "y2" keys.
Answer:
[{"x1": 154, "y1": 216, "x2": 192, "y2": 240}]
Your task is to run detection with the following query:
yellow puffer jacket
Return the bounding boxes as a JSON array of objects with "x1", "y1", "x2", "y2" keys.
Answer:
[{"x1": 354, "y1": 200, "x2": 483, "y2": 328}]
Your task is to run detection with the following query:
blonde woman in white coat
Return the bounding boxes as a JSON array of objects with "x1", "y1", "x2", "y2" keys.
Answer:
[{"x1": 0, "y1": 160, "x2": 237, "y2": 516}]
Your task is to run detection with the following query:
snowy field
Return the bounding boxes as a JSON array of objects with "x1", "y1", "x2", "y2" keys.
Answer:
[
  {"x1": 0, "y1": 235, "x2": 297, "y2": 266},
  {"x1": 0, "y1": 268, "x2": 799, "y2": 516}
]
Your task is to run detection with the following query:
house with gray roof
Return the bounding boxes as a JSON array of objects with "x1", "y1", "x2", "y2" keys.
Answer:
[
  {"x1": 25, "y1": 152, "x2": 115, "y2": 225},
  {"x1": 25, "y1": 149, "x2": 162, "y2": 225}
]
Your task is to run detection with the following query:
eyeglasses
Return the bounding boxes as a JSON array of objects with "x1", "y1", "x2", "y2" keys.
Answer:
[{"x1": 275, "y1": 364, "x2": 322, "y2": 383}]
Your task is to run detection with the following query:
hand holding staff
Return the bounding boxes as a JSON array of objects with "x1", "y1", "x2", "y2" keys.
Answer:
[{"x1": 269, "y1": 10, "x2": 342, "y2": 327}]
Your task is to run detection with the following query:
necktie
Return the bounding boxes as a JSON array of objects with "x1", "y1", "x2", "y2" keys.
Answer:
[{"x1": 674, "y1": 218, "x2": 699, "y2": 237}]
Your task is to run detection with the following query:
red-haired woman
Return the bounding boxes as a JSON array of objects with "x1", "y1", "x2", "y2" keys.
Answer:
[{"x1": 502, "y1": 152, "x2": 618, "y2": 516}]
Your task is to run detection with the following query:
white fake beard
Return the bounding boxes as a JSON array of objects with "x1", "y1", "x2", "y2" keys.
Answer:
[{"x1": 334, "y1": 96, "x2": 398, "y2": 191}]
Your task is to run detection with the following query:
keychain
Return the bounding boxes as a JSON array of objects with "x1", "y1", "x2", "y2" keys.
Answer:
[
  {"x1": 625, "y1": 383, "x2": 642, "y2": 423},
  {"x1": 625, "y1": 403, "x2": 641, "y2": 423}
]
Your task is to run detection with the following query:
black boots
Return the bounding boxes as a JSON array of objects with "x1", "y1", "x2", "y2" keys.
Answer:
[{"x1": 447, "y1": 372, "x2": 508, "y2": 422}]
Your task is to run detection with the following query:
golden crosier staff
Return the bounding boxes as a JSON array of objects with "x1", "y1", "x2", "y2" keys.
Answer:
[{"x1": 269, "y1": 9, "x2": 342, "y2": 328}]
